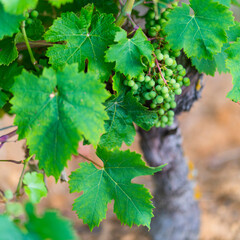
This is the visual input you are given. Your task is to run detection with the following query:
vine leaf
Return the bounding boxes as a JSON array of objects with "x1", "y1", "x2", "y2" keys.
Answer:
[
  {"x1": 26, "y1": 19, "x2": 45, "y2": 40},
  {"x1": 0, "y1": 37, "x2": 18, "y2": 66},
  {"x1": 225, "y1": 38, "x2": 240, "y2": 102},
  {"x1": 164, "y1": 0, "x2": 234, "y2": 59},
  {"x1": 45, "y1": 4, "x2": 120, "y2": 81},
  {"x1": 100, "y1": 92, "x2": 158, "y2": 149},
  {"x1": 105, "y1": 28, "x2": 153, "y2": 78},
  {"x1": 0, "y1": 0, "x2": 38, "y2": 15},
  {"x1": 215, "y1": 0, "x2": 231, "y2": 6},
  {"x1": 23, "y1": 172, "x2": 48, "y2": 203},
  {"x1": 48, "y1": 0, "x2": 73, "y2": 8},
  {"x1": 0, "y1": 63, "x2": 22, "y2": 108},
  {"x1": 11, "y1": 64, "x2": 109, "y2": 179},
  {"x1": 0, "y1": 3, "x2": 24, "y2": 40},
  {"x1": 191, "y1": 22, "x2": 240, "y2": 75},
  {"x1": 25, "y1": 203, "x2": 75, "y2": 240},
  {"x1": 69, "y1": 147, "x2": 165, "y2": 230}
]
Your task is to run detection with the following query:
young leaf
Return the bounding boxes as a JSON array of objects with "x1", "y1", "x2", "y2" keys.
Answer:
[
  {"x1": 26, "y1": 19, "x2": 45, "y2": 40},
  {"x1": 225, "y1": 39, "x2": 240, "y2": 102},
  {"x1": 23, "y1": 172, "x2": 48, "y2": 203},
  {"x1": 0, "y1": 37, "x2": 18, "y2": 66},
  {"x1": 48, "y1": 0, "x2": 73, "y2": 8},
  {"x1": 100, "y1": 92, "x2": 158, "y2": 149},
  {"x1": 105, "y1": 28, "x2": 153, "y2": 78},
  {"x1": 25, "y1": 203, "x2": 76, "y2": 240},
  {"x1": 0, "y1": 0, "x2": 38, "y2": 15},
  {"x1": 164, "y1": 0, "x2": 234, "y2": 59},
  {"x1": 11, "y1": 64, "x2": 109, "y2": 179},
  {"x1": 45, "y1": 4, "x2": 120, "y2": 81},
  {"x1": 0, "y1": 3, "x2": 24, "y2": 40},
  {"x1": 69, "y1": 147, "x2": 166, "y2": 230}
]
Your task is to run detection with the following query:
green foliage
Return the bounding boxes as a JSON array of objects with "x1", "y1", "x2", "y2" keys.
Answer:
[
  {"x1": 100, "y1": 92, "x2": 158, "y2": 149},
  {"x1": 165, "y1": 0, "x2": 234, "y2": 59},
  {"x1": 105, "y1": 28, "x2": 154, "y2": 78},
  {"x1": 0, "y1": 37, "x2": 18, "y2": 66},
  {"x1": 69, "y1": 147, "x2": 165, "y2": 230},
  {"x1": 26, "y1": 19, "x2": 44, "y2": 40},
  {"x1": 0, "y1": 3, "x2": 24, "y2": 40},
  {"x1": 23, "y1": 172, "x2": 48, "y2": 203},
  {"x1": 11, "y1": 64, "x2": 109, "y2": 179},
  {"x1": 45, "y1": 4, "x2": 120, "y2": 81},
  {"x1": 0, "y1": 0, "x2": 38, "y2": 14},
  {"x1": 225, "y1": 39, "x2": 240, "y2": 102},
  {"x1": 48, "y1": 0, "x2": 73, "y2": 8}
]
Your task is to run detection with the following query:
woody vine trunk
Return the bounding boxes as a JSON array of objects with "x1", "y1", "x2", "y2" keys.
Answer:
[{"x1": 139, "y1": 56, "x2": 203, "y2": 240}]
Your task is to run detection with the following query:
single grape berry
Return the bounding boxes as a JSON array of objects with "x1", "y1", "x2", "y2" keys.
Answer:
[
  {"x1": 31, "y1": 10, "x2": 39, "y2": 18},
  {"x1": 165, "y1": 58, "x2": 173, "y2": 66},
  {"x1": 26, "y1": 18, "x2": 33, "y2": 25},
  {"x1": 128, "y1": 80, "x2": 135, "y2": 87}
]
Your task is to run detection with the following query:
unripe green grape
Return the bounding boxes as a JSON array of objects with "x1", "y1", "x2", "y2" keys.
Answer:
[
  {"x1": 149, "y1": 79, "x2": 155, "y2": 87},
  {"x1": 146, "y1": 84, "x2": 153, "y2": 89},
  {"x1": 165, "y1": 44, "x2": 171, "y2": 50},
  {"x1": 179, "y1": 69, "x2": 186, "y2": 76},
  {"x1": 137, "y1": 74, "x2": 145, "y2": 82},
  {"x1": 170, "y1": 79, "x2": 176, "y2": 84},
  {"x1": 157, "y1": 53, "x2": 163, "y2": 61},
  {"x1": 163, "y1": 93, "x2": 169, "y2": 99},
  {"x1": 158, "y1": 109, "x2": 165, "y2": 115},
  {"x1": 156, "y1": 95, "x2": 163, "y2": 104},
  {"x1": 183, "y1": 77, "x2": 190, "y2": 86},
  {"x1": 155, "y1": 121, "x2": 161, "y2": 128},
  {"x1": 173, "y1": 83, "x2": 180, "y2": 89},
  {"x1": 150, "y1": 103, "x2": 157, "y2": 109},
  {"x1": 149, "y1": 61, "x2": 155, "y2": 68},
  {"x1": 149, "y1": 91, "x2": 157, "y2": 99},
  {"x1": 170, "y1": 101, "x2": 177, "y2": 108},
  {"x1": 177, "y1": 76, "x2": 183, "y2": 81},
  {"x1": 165, "y1": 96, "x2": 172, "y2": 102},
  {"x1": 153, "y1": 42, "x2": 159, "y2": 49},
  {"x1": 128, "y1": 80, "x2": 135, "y2": 87},
  {"x1": 155, "y1": 25, "x2": 161, "y2": 31},
  {"x1": 165, "y1": 76, "x2": 170, "y2": 81},
  {"x1": 124, "y1": 80, "x2": 128, "y2": 86},
  {"x1": 145, "y1": 76, "x2": 151, "y2": 82},
  {"x1": 161, "y1": 86, "x2": 168, "y2": 94},
  {"x1": 25, "y1": 12, "x2": 29, "y2": 18},
  {"x1": 155, "y1": 85, "x2": 161, "y2": 92},
  {"x1": 164, "y1": 103, "x2": 170, "y2": 110},
  {"x1": 165, "y1": 69, "x2": 173, "y2": 76},
  {"x1": 177, "y1": 64, "x2": 183, "y2": 71},
  {"x1": 26, "y1": 18, "x2": 33, "y2": 25},
  {"x1": 172, "y1": 1, "x2": 178, "y2": 7},
  {"x1": 132, "y1": 84, "x2": 138, "y2": 91},
  {"x1": 144, "y1": 92, "x2": 151, "y2": 100},
  {"x1": 165, "y1": 58, "x2": 173, "y2": 66},
  {"x1": 126, "y1": 75, "x2": 131, "y2": 81},
  {"x1": 160, "y1": 122, "x2": 166, "y2": 128},
  {"x1": 163, "y1": 54, "x2": 169, "y2": 60},
  {"x1": 158, "y1": 78, "x2": 164, "y2": 85},
  {"x1": 161, "y1": 115, "x2": 168, "y2": 123},
  {"x1": 163, "y1": 49, "x2": 169, "y2": 55},
  {"x1": 160, "y1": 19, "x2": 167, "y2": 24},
  {"x1": 31, "y1": 10, "x2": 39, "y2": 18},
  {"x1": 147, "y1": 10, "x2": 155, "y2": 19},
  {"x1": 162, "y1": 10, "x2": 170, "y2": 19},
  {"x1": 175, "y1": 88, "x2": 182, "y2": 95},
  {"x1": 168, "y1": 110, "x2": 174, "y2": 117},
  {"x1": 135, "y1": 96, "x2": 140, "y2": 101},
  {"x1": 155, "y1": 49, "x2": 161, "y2": 55},
  {"x1": 173, "y1": 50, "x2": 181, "y2": 57},
  {"x1": 178, "y1": 82, "x2": 183, "y2": 87},
  {"x1": 149, "y1": 30, "x2": 157, "y2": 37}
]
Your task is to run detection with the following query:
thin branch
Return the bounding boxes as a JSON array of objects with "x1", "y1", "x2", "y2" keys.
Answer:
[
  {"x1": 153, "y1": 52, "x2": 168, "y2": 85},
  {"x1": 16, "y1": 40, "x2": 54, "y2": 51},
  {"x1": 78, "y1": 153, "x2": 103, "y2": 168},
  {"x1": 0, "y1": 129, "x2": 17, "y2": 142},
  {"x1": 0, "y1": 126, "x2": 15, "y2": 131},
  {"x1": 0, "y1": 159, "x2": 23, "y2": 164}
]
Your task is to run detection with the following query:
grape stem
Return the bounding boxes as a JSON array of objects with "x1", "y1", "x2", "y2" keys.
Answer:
[
  {"x1": 0, "y1": 125, "x2": 15, "y2": 131},
  {"x1": 0, "y1": 129, "x2": 17, "y2": 149},
  {"x1": 153, "y1": 52, "x2": 168, "y2": 85},
  {"x1": 16, "y1": 40, "x2": 54, "y2": 51},
  {"x1": 78, "y1": 153, "x2": 103, "y2": 168},
  {"x1": 21, "y1": 20, "x2": 39, "y2": 72}
]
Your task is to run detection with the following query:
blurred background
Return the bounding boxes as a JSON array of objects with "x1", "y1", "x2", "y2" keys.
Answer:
[{"x1": 1, "y1": 72, "x2": 240, "y2": 240}]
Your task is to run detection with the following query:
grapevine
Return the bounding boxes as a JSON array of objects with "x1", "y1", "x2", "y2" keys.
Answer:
[{"x1": 0, "y1": 0, "x2": 239, "y2": 239}]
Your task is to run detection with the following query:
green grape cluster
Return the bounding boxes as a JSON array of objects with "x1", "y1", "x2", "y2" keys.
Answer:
[
  {"x1": 124, "y1": 2, "x2": 190, "y2": 128},
  {"x1": 25, "y1": 10, "x2": 39, "y2": 25}
]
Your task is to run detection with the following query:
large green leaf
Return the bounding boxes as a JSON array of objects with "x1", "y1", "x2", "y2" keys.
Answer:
[
  {"x1": 45, "y1": 4, "x2": 119, "y2": 81},
  {"x1": 23, "y1": 172, "x2": 48, "y2": 203},
  {"x1": 225, "y1": 39, "x2": 240, "y2": 102},
  {"x1": 191, "y1": 22, "x2": 240, "y2": 75},
  {"x1": 100, "y1": 92, "x2": 158, "y2": 149},
  {"x1": 0, "y1": 37, "x2": 18, "y2": 66},
  {"x1": 11, "y1": 64, "x2": 109, "y2": 179},
  {"x1": 25, "y1": 203, "x2": 76, "y2": 240},
  {"x1": 105, "y1": 28, "x2": 153, "y2": 78},
  {"x1": 0, "y1": 0, "x2": 38, "y2": 14},
  {"x1": 69, "y1": 147, "x2": 165, "y2": 230},
  {"x1": 164, "y1": 0, "x2": 234, "y2": 59},
  {"x1": 0, "y1": 3, "x2": 24, "y2": 40}
]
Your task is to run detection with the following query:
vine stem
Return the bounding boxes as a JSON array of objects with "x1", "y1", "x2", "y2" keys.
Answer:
[
  {"x1": 21, "y1": 20, "x2": 39, "y2": 71},
  {"x1": 153, "y1": 52, "x2": 168, "y2": 85},
  {"x1": 0, "y1": 159, "x2": 23, "y2": 164},
  {"x1": 115, "y1": 0, "x2": 135, "y2": 27},
  {"x1": 0, "y1": 125, "x2": 14, "y2": 131},
  {"x1": 78, "y1": 153, "x2": 103, "y2": 168},
  {"x1": 15, "y1": 156, "x2": 32, "y2": 197}
]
